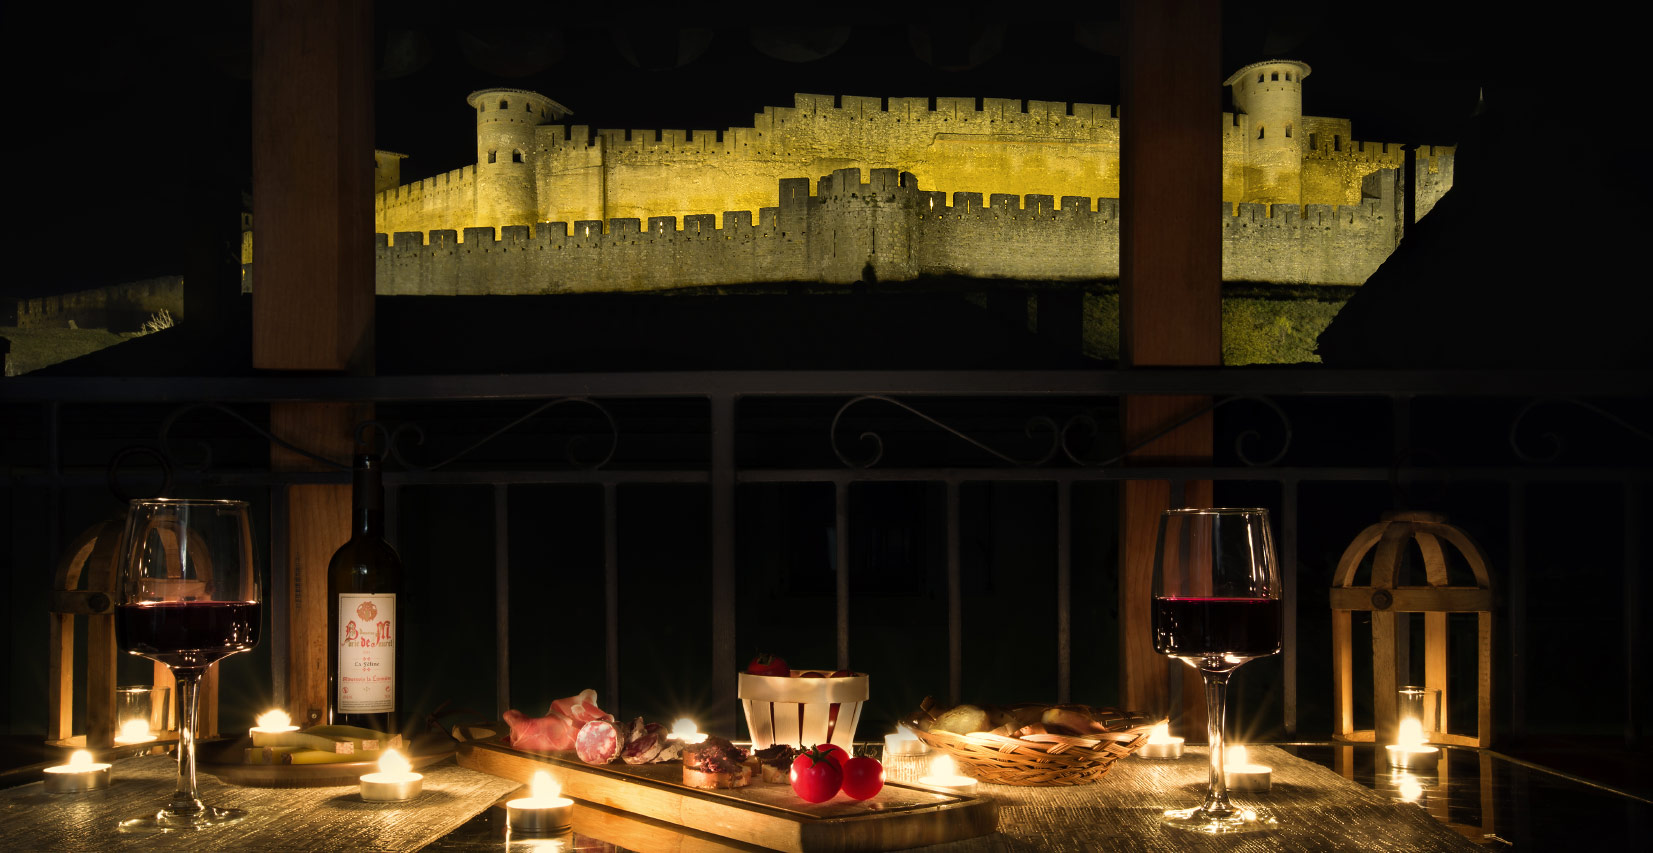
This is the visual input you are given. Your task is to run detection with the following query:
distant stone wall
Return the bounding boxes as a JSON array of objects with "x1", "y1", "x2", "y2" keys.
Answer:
[
  {"x1": 371, "y1": 168, "x2": 1403, "y2": 295},
  {"x1": 6, "y1": 276, "x2": 183, "y2": 331}
]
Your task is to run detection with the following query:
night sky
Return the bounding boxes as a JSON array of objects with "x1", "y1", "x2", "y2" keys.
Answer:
[{"x1": 2, "y1": 2, "x2": 1569, "y2": 299}]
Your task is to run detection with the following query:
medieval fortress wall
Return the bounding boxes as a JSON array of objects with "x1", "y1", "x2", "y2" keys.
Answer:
[
  {"x1": 363, "y1": 60, "x2": 1457, "y2": 294},
  {"x1": 374, "y1": 166, "x2": 1408, "y2": 295}
]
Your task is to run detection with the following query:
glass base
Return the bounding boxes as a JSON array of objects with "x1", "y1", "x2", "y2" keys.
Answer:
[
  {"x1": 118, "y1": 805, "x2": 247, "y2": 833},
  {"x1": 1160, "y1": 805, "x2": 1278, "y2": 834}
]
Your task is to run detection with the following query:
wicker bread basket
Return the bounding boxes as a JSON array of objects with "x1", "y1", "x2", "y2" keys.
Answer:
[{"x1": 903, "y1": 696, "x2": 1161, "y2": 786}]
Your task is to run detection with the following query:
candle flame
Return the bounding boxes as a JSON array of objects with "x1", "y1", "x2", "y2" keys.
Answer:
[
  {"x1": 1226, "y1": 744, "x2": 1249, "y2": 766},
  {"x1": 118, "y1": 719, "x2": 152, "y2": 740},
  {"x1": 1397, "y1": 717, "x2": 1427, "y2": 750},
  {"x1": 530, "y1": 769, "x2": 560, "y2": 801},
  {"x1": 1147, "y1": 722, "x2": 1172, "y2": 743},
  {"x1": 379, "y1": 749, "x2": 411, "y2": 775},
  {"x1": 255, "y1": 709, "x2": 292, "y2": 729},
  {"x1": 892, "y1": 724, "x2": 917, "y2": 741},
  {"x1": 668, "y1": 718, "x2": 707, "y2": 743},
  {"x1": 930, "y1": 753, "x2": 957, "y2": 777},
  {"x1": 67, "y1": 750, "x2": 95, "y2": 769}
]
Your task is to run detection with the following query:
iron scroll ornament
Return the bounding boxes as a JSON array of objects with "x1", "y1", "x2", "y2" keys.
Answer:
[
  {"x1": 828, "y1": 394, "x2": 1292, "y2": 469},
  {"x1": 1508, "y1": 396, "x2": 1652, "y2": 464},
  {"x1": 366, "y1": 396, "x2": 618, "y2": 471},
  {"x1": 830, "y1": 395, "x2": 1061, "y2": 468},
  {"x1": 1059, "y1": 394, "x2": 1292, "y2": 467},
  {"x1": 157, "y1": 397, "x2": 618, "y2": 473}
]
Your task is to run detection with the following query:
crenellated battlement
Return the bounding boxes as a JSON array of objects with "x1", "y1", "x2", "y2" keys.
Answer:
[
  {"x1": 1302, "y1": 139, "x2": 1407, "y2": 165},
  {"x1": 364, "y1": 168, "x2": 1403, "y2": 295}
]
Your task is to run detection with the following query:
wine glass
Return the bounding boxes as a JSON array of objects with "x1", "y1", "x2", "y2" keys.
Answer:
[
  {"x1": 1151, "y1": 507, "x2": 1282, "y2": 833},
  {"x1": 114, "y1": 498, "x2": 260, "y2": 833}
]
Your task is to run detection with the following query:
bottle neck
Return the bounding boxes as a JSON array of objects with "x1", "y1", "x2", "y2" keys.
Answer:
[{"x1": 352, "y1": 461, "x2": 384, "y2": 537}]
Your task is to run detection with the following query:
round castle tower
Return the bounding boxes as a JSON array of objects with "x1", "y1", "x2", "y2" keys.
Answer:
[
  {"x1": 467, "y1": 88, "x2": 571, "y2": 228},
  {"x1": 1224, "y1": 60, "x2": 1311, "y2": 206}
]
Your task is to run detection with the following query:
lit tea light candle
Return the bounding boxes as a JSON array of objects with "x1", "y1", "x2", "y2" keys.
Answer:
[
  {"x1": 44, "y1": 750, "x2": 112, "y2": 793},
  {"x1": 249, "y1": 709, "x2": 300, "y2": 745},
  {"x1": 507, "y1": 770, "x2": 574, "y2": 835},
  {"x1": 917, "y1": 753, "x2": 978, "y2": 795},
  {"x1": 1136, "y1": 722, "x2": 1184, "y2": 759},
  {"x1": 114, "y1": 718, "x2": 158, "y2": 745},
  {"x1": 884, "y1": 724, "x2": 928, "y2": 756},
  {"x1": 360, "y1": 749, "x2": 423, "y2": 802},
  {"x1": 1223, "y1": 744, "x2": 1272, "y2": 792},
  {"x1": 667, "y1": 718, "x2": 708, "y2": 745},
  {"x1": 1384, "y1": 718, "x2": 1439, "y2": 772}
]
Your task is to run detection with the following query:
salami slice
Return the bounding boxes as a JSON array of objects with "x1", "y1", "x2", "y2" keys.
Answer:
[
  {"x1": 621, "y1": 724, "x2": 666, "y2": 765},
  {"x1": 575, "y1": 719, "x2": 621, "y2": 764}
]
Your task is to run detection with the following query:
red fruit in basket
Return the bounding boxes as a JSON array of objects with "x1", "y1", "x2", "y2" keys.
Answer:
[
  {"x1": 790, "y1": 746, "x2": 844, "y2": 803},
  {"x1": 746, "y1": 653, "x2": 790, "y2": 676},
  {"x1": 798, "y1": 671, "x2": 824, "y2": 678},
  {"x1": 840, "y1": 756, "x2": 884, "y2": 800},
  {"x1": 813, "y1": 743, "x2": 849, "y2": 769},
  {"x1": 829, "y1": 669, "x2": 856, "y2": 677}
]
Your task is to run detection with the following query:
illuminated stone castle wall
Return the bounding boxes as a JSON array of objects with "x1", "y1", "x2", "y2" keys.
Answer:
[
  {"x1": 370, "y1": 60, "x2": 1454, "y2": 291},
  {"x1": 372, "y1": 166, "x2": 1409, "y2": 295}
]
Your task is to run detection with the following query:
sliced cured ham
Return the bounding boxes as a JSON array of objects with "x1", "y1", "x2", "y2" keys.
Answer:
[
  {"x1": 575, "y1": 719, "x2": 622, "y2": 764},
  {"x1": 503, "y1": 708, "x2": 577, "y2": 752},
  {"x1": 552, "y1": 688, "x2": 613, "y2": 724}
]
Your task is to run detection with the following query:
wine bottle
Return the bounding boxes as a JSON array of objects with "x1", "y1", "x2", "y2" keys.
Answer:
[{"x1": 326, "y1": 453, "x2": 403, "y2": 733}]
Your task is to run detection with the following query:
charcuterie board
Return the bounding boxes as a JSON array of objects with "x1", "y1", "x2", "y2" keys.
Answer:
[{"x1": 455, "y1": 727, "x2": 997, "y2": 852}]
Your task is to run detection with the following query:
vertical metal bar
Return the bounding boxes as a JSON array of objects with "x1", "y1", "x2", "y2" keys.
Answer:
[
  {"x1": 1056, "y1": 480, "x2": 1072, "y2": 704},
  {"x1": 947, "y1": 481, "x2": 962, "y2": 707},
  {"x1": 835, "y1": 480, "x2": 850, "y2": 671},
  {"x1": 1625, "y1": 481, "x2": 1642, "y2": 746},
  {"x1": 493, "y1": 484, "x2": 510, "y2": 719},
  {"x1": 710, "y1": 394, "x2": 737, "y2": 736},
  {"x1": 1392, "y1": 395, "x2": 1412, "y2": 685},
  {"x1": 1508, "y1": 482, "x2": 1527, "y2": 737},
  {"x1": 1282, "y1": 478, "x2": 1299, "y2": 736},
  {"x1": 269, "y1": 486, "x2": 290, "y2": 708},
  {"x1": 1169, "y1": 478, "x2": 1186, "y2": 510},
  {"x1": 605, "y1": 482, "x2": 620, "y2": 715},
  {"x1": 45, "y1": 402, "x2": 61, "y2": 572}
]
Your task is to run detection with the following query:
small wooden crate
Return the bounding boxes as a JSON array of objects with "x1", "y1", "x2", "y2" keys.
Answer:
[{"x1": 904, "y1": 697, "x2": 1159, "y2": 786}]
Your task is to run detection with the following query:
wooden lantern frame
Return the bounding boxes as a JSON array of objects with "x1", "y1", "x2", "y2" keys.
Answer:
[
  {"x1": 48, "y1": 512, "x2": 218, "y2": 752},
  {"x1": 1331, "y1": 510, "x2": 1493, "y2": 748}
]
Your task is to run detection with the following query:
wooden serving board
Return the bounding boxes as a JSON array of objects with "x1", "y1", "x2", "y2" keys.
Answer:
[{"x1": 456, "y1": 734, "x2": 997, "y2": 852}]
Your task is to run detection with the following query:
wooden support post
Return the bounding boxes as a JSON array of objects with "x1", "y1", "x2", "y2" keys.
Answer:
[
  {"x1": 252, "y1": 0, "x2": 375, "y2": 723},
  {"x1": 1118, "y1": 0, "x2": 1222, "y2": 728}
]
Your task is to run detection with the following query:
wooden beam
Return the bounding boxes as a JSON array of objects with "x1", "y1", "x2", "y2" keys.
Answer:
[
  {"x1": 1118, "y1": 0, "x2": 1222, "y2": 729},
  {"x1": 251, "y1": 0, "x2": 374, "y2": 372},
  {"x1": 251, "y1": 0, "x2": 375, "y2": 724}
]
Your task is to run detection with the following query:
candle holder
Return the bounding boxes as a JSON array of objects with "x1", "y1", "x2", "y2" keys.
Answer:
[
  {"x1": 360, "y1": 750, "x2": 424, "y2": 802},
  {"x1": 1135, "y1": 723, "x2": 1185, "y2": 760},
  {"x1": 44, "y1": 750, "x2": 112, "y2": 793},
  {"x1": 506, "y1": 771, "x2": 574, "y2": 835}
]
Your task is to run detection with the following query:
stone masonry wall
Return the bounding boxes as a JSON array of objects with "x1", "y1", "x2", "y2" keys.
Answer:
[{"x1": 372, "y1": 168, "x2": 1403, "y2": 295}]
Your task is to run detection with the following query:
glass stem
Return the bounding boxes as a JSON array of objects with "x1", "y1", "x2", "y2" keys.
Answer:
[
  {"x1": 1200, "y1": 667, "x2": 1236, "y2": 817},
  {"x1": 166, "y1": 666, "x2": 206, "y2": 817}
]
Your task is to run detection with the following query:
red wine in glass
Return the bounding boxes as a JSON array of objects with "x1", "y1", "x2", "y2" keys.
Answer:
[
  {"x1": 1151, "y1": 508, "x2": 1283, "y2": 834},
  {"x1": 116, "y1": 601, "x2": 261, "y2": 669},
  {"x1": 116, "y1": 498, "x2": 260, "y2": 834},
  {"x1": 1153, "y1": 597, "x2": 1282, "y2": 662}
]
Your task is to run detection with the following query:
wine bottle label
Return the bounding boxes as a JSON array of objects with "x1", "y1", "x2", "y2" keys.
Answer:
[{"x1": 337, "y1": 593, "x2": 395, "y2": 713}]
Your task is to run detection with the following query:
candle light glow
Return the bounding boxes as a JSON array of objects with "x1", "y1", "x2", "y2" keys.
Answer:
[
  {"x1": 884, "y1": 724, "x2": 927, "y2": 756},
  {"x1": 1136, "y1": 721, "x2": 1185, "y2": 759},
  {"x1": 359, "y1": 749, "x2": 423, "y2": 802},
  {"x1": 667, "y1": 718, "x2": 708, "y2": 745},
  {"x1": 1223, "y1": 744, "x2": 1272, "y2": 793},
  {"x1": 115, "y1": 718, "x2": 158, "y2": 745},
  {"x1": 917, "y1": 753, "x2": 978, "y2": 795},
  {"x1": 1385, "y1": 717, "x2": 1440, "y2": 772},
  {"x1": 507, "y1": 770, "x2": 574, "y2": 835},
  {"x1": 44, "y1": 749, "x2": 112, "y2": 793}
]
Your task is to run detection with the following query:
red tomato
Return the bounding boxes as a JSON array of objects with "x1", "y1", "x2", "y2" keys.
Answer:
[
  {"x1": 790, "y1": 747, "x2": 843, "y2": 803},
  {"x1": 829, "y1": 669, "x2": 856, "y2": 678},
  {"x1": 798, "y1": 671, "x2": 824, "y2": 678},
  {"x1": 812, "y1": 743, "x2": 849, "y2": 769},
  {"x1": 746, "y1": 653, "x2": 789, "y2": 676},
  {"x1": 840, "y1": 756, "x2": 884, "y2": 800}
]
